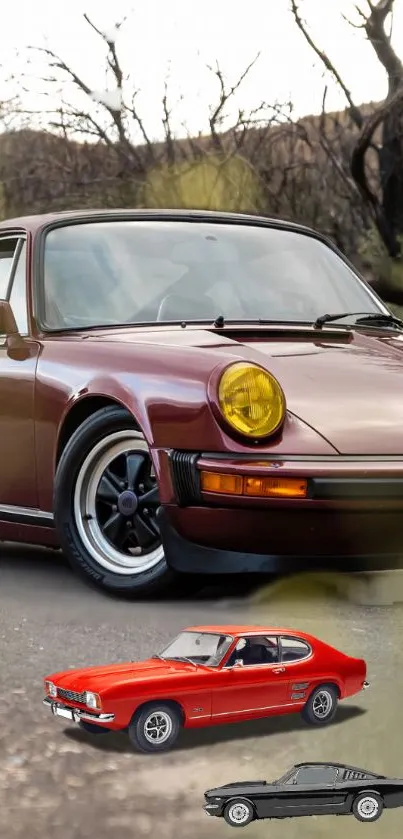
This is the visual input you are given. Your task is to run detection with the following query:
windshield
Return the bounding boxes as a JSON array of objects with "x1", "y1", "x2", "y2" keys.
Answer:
[
  {"x1": 157, "y1": 631, "x2": 233, "y2": 666},
  {"x1": 42, "y1": 220, "x2": 382, "y2": 330}
]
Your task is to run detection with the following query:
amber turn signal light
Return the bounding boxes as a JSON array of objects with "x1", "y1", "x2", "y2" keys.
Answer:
[{"x1": 200, "y1": 471, "x2": 308, "y2": 498}]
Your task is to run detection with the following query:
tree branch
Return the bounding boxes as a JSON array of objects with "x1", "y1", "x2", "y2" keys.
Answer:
[
  {"x1": 360, "y1": 0, "x2": 403, "y2": 94},
  {"x1": 351, "y1": 82, "x2": 403, "y2": 255},
  {"x1": 290, "y1": 0, "x2": 364, "y2": 128}
]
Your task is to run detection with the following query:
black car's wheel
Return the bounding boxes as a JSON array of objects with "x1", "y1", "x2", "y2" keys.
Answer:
[
  {"x1": 301, "y1": 684, "x2": 338, "y2": 725},
  {"x1": 352, "y1": 792, "x2": 383, "y2": 822},
  {"x1": 79, "y1": 721, "x2": 111, "y2": 735},
  {"x1": 223, "y1": 799, "x2": 255, "y2": 827},
  {"x1": 128, "y1": 702, "x2": 181, "y2": 752},
  {"x1": 54, "y1": 406, "x2": 178, "y2": 596}
]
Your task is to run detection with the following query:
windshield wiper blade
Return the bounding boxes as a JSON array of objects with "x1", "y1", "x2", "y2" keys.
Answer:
[
  {"x1": 314, "y1": 312, "x2": 361, "y2": 328},
  {"x1": 168, "y1": 656, "x2": 197, "y2": 666},
  {"x1": 314, "y1": 311, "x2": 403, "y2": 330},
  {"x1": 354, "y1": 313, "x2": 403, "y2": 329}
]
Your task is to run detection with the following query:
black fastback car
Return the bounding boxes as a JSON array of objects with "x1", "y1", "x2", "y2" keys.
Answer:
[{"x1": 204, "y1": 762, "x2": 403, "y2": 826}]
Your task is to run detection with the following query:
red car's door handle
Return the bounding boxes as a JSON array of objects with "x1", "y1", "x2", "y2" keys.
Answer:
[{"x1": 273, "y1": 667, "x2": 286, "y2": 674}]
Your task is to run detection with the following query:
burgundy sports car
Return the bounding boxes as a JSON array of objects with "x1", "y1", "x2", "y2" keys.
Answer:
[{"x1": 1, "y1": 208, "x2": 403, "y2": 596}]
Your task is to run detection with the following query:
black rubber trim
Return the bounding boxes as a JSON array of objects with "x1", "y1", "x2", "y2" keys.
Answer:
[
  {"x1": 0, "y1": 510, "x2": 54, "y2": 528},
  {"x1": 311, "y1": 478, "x2": 403, "y2": 499},
  {"x1": 168, "y1": 451, "x2": 201, "y2": 505},
  {"x1": 157, "y1": 508, "x2": 403, "y2": 575}
]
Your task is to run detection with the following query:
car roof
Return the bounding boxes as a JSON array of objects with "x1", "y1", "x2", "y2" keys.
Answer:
[
  {"x1": 0, "y1": 208, "x2": 321, "y2": 238},
  {"x1": 293, "y1": 762, "x2": 381, "y2": 776},
  {"x1": 185, "y1": 625, "x2": 315, "y2": 640}
]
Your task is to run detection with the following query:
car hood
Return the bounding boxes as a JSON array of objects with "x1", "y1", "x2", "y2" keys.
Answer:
[
  {"x1": 85, "y1": 325, "x2": 403, "y2": 454},
  {"x1": 206, "y1": 781, "x2": 271, "y2": 797},
  {"x1": 237, "y1": 331, "x2": 403, "y2": 455},
  {"x1": 48, "y1": 658, "x2": 198, "y2": 693}
]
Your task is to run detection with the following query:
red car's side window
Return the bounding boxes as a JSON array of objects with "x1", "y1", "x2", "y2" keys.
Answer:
[
  {"x1": 226, "y1": 635, "x2": 280, "y2": 667},
  {"x1": 280, "y1": 637, "x2": 311, "y2": 663}
]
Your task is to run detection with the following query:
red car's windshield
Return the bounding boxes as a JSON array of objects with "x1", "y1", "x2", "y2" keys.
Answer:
[
  {"x1": 156, "y1": 631, "x2": 233, "y2": 666},
  {"x1": 42, "y1": 220, "x2": 382, "y2": 330}
]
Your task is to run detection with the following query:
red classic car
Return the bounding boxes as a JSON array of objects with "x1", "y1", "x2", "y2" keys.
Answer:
[
  {"x1": 43, "y1": 624, "x2": 369, "y2": 752},
  {"x1": 1, "y1": 208, "x2": 403, "y2": 596}
]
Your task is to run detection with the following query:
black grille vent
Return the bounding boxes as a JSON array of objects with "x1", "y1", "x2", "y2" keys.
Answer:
[
  {"x1": 57, "y1": 688, "x2": 86, "y2": 704},
  {"x1": 343, "y1": 770, "x2": 367, "y2": 780},
  {"x1": 170, "y1": 451, "x2": 201, "y2": 505}
]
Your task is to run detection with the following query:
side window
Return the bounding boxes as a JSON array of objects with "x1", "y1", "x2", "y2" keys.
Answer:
[
  {"x1": 280, "y1": 636, "x2": 311, "y2": 663},
  {"x1": 295, "y1": 766, "x2": 337, "y2": 786},
  {"x1": 9, "y1": 242, "x2": 28, "y2": 334},
  {"x1": 225, "y1": 635, "x2": 280, "y2": 667},
  {"x1": 0, "y1": 238, "x2": 19, "y2": 299}
]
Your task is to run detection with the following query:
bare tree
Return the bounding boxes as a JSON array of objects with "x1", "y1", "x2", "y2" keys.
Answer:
[{"x1": 291, "y1": 0, "x2": 403, "y2": 288}]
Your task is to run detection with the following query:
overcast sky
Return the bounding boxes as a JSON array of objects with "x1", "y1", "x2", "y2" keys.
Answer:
[{"x1": 0, "y1": 0, "x2": 402, "y2": 140}]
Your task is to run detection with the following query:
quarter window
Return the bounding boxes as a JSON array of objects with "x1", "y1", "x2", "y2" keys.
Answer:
[
  {"x1": 0, "y1": 238, "x2": 19, "y2": 299},
  {"x1": 9, "y1": 242, "x2": 28, "y2": 333},
  {"x1": 280, "y1": 636, "x2": 311, "y2": 662}
]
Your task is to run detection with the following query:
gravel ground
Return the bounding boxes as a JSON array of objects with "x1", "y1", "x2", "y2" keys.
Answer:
[{"x1": 0, "y1": 544, "x2": 402, "y2": 838}]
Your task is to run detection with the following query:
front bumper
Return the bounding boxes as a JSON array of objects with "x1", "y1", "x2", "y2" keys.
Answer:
[
  {"x1": 43, "y1": 697, "x2": 115, "y2": 724},
  {"x1": 203, "y1": 804, "x2": 221, "y2": 817},
  {"x1": 161, "y1": 451, "x2": 403, "y2": 574}
]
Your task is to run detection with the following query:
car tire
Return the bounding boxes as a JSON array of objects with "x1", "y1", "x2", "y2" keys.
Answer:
[
  {"x1": 79, "y1": 721, "x2": 111, "y2": 735},
  {"x1": 301, "y1": 684, "x2": 338, "y2": 725},
  {"x1": 128, "y1": 702, "x2": 181, "y2": 752},
  {"x1": 54, "y1": 406, "x2": 182, "y2": 597},
  {"x1": 223, "y1": 798, "x2": 255, "y2": 827},
  {"x1": 352, "y1": 791, "x2": 383, "y2": 822}
]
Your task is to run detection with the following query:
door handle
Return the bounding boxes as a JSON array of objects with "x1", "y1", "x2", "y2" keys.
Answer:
[{"x1": 273, "y1": 667, "x2": 286, "y2": 674}]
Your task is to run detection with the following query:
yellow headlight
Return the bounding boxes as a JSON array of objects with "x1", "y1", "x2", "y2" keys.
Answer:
[{"x1": 217, "y1": 362, "x2": 285, "y2": 438}]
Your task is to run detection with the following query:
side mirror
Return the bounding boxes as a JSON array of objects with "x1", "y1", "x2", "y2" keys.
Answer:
[
  {"x1": 0, "y1": 300, "x2": 19, "y2": 336},
  {"x1": 0, "y1": 299, "x2": 28, "y2": 359}
]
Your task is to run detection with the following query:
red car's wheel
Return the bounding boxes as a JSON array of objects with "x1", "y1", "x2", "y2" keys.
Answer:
[
  {"x1": 54, "y1": 406, "x2": 178, "y2": 596},
  {"x1": 128, "y1": 702, "x2": 181, "y2": 752},
  {"x1": 301, "y1": 684, "x2": 338, "y2": 725}
]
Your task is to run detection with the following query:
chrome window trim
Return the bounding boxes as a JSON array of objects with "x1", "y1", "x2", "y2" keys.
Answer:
[{"x1": 0, "y1": 234, "x2": 29, "y2": 343}]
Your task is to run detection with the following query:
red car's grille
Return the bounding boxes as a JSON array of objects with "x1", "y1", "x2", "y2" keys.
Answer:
[{"x1": 57, "y1": 688, "x2": 85, "y2": 704}]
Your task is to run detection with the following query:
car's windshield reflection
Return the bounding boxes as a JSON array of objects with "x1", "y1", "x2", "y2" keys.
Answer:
[
  {"x1": 42, "y1": 219, "x2": 382, "y2": 330},
  {"x1": 154, "y1": 631, "x2": 233, "y2": 667}
]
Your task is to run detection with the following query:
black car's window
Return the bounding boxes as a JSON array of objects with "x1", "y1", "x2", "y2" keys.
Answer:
[
  {"x1": 280, "y1": 636, "x2": 311, "y2": 663},
  {"x1": 9, "y1": 242, "x2": 28, "y2": 334},
  {"x1": 41, "y1": 220, "x2": 382, "y2": 329},
  {"x1": 291, "y1": 766, "x2": 337, "y2": 785},
  {"x1": 225, "y1": 635, "x2": 279, "y2": 667},
  {"x1": 0, "y1": 238, "x2": 19, "y2": 300}
]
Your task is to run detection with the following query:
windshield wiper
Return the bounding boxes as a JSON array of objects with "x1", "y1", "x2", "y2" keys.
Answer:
[
  {"x1": 314, "y1": 312, "x2": 403, "y2": 330},
  {"x1": 151, "y1": 654, "x2": 165, "y2": 661},
  {"x1": 167, "y1": 656, "x2": 197, "y2": 666}
]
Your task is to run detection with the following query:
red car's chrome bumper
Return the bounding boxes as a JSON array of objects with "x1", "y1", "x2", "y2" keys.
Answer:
[
  {"x1": 43, "y1": 697, "x2": 114, "y2": 724},
  {"x1": 160, "y1": 451, "x2": 403, "y2": 574}
]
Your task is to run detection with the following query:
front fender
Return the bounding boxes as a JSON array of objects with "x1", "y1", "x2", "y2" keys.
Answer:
[{"x1": 36, "y1": 338, "x2": 337, "y2": 511}]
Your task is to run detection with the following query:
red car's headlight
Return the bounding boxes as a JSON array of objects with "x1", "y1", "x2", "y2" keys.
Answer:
[
  {"x1": 44, "y1": 680, "x2": 57, "y2": 698},
  {"x1": 84, "y1": 691, "x2": 101, "y2": 710}
]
